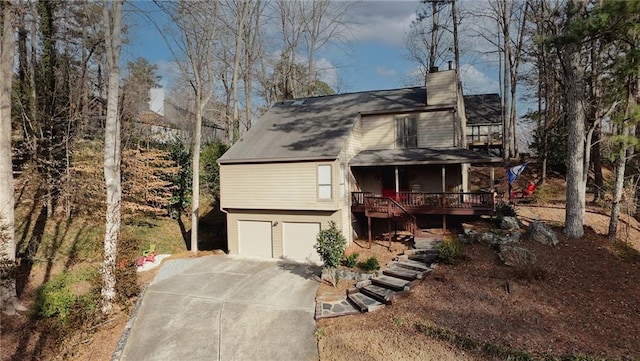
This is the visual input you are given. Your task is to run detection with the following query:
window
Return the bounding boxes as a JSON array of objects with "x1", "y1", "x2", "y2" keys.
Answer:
[
  {"x1": 396, "y1": 115, "x2": 418, "y2": 148},
  {"x1": 339, "y1": 164, "x2": 346, "y2": 198},
  {"x1": 318, "y1": 165, "x2": 332, "y2": 200}
]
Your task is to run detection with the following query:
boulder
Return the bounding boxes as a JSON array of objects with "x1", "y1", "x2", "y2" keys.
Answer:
[
  {"x1": 499, "y1": 245, "x2": 536, "y2": 267},
  {"x1": 500, "y1": 216, "x2": 520, "y2": 230},
  {"x1": 527, "y1": 221, "x2": 559, "y2": 246},
  {"x1": 478, "y1": 230, "x2": 521, "y2": 246}
]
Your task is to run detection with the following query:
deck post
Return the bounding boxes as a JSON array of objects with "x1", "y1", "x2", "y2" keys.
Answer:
[
  {"x1": 490, "y1": 167, "x2": 495, "y2": 191},
  {"x1": 388, "y1": 217, "x2": 392, "y2": 249},
  {"x1": 442, "y1": 214, "x2": 447, "y2": 232},
  {"x1": 368, "y1": 216, "x2": 372, "y2": 249}
]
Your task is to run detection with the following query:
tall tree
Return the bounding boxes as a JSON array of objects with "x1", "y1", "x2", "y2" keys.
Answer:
[
  {"x1": 162, "y1": 0, "x2": 220, "y2": 254},
  {"x1": 101, "y1": 0, "x2": 123, "y2": 314},
  {"x1": 562, "y1": 1, "x2": 587, "y2": 238},
  {"x1": 1, "y1": 0, "x2": 26, "y2": 316},
  {"x1": 406, "y1": 0, "x2": 453, "y2": 82}
]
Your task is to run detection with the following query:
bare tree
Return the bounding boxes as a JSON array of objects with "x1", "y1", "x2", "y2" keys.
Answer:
[
  {"x1": 101, "y1": 0, "x2": 123, "y2": 314},
  {"x1": 405, "y1": 0, "x2": 453, "y2": 83},
  {"x1": 1, "y1": 0, "x2": 26, "y2": 316},
  {"x1": 165, "y1": 1, "x2": 220, "y2": 255}
]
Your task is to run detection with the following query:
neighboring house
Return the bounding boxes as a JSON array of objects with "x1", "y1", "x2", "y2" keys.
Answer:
[
  {"x1": 131, "y1": 88, "x2": 225, "y2": 144},
  {"x1": 218, "y1": 69, "x2": 501, "y2": 262},
  {"x1": 464, "y1": 93, "x2": 503, "y2": 155}
]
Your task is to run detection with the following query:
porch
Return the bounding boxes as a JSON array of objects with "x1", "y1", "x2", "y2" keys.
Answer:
[
  {"x1": 351, "y1": 191, "x2": 495, "y2": 216},
  {"x1": 347, "y1": 148, "x2": 502, "y2": 242}
]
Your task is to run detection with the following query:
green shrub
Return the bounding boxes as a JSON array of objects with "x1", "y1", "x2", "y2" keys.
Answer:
[
  {"x1": 314, "y1": 221, "x2": 347, "y2": 268},
  {"x1": 343, "y1": 252, "x2": 359, "y2": 268},
  {"x1": 359, "y1": 256, "x2": 380, "y2": 272},
  {"x1": 35, "y1": 268, "x2": 99, "y2": 331},
  {"x1": 438, "y1": 237, "x2": 463, "y2": 264}
]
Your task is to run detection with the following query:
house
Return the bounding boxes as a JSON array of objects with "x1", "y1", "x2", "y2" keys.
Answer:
[
  {"x1": 85, "y1": 88, "x2": 226, "y2": 144},
  {"x1": 464, "y1": 93, "x2": 503, "y2": 155},
  {"x1": 218, "y1": 69, "x2": 502, "y2": 262},
  {"x1": 130, "y1": 88, "x2": 225, "y2": 144}
]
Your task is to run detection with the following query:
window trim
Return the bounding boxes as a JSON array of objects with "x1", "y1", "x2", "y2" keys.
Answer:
[
  {"x1": 317, "y1": 164, "x2": 333, "y2": 201},
  {"x1": 339, "y1": 163, "x2": 346, "y2": 198}
]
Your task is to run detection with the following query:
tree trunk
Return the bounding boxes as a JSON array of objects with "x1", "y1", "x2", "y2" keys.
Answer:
[
  {"x1": 1, "y1": 1, "x2": 26, "y2": 316},
  {"x1": 609, "y1": 78, "x2": 638, "y2": 241},
  {"x1": 191, "y1": 103, "x2": 203, "y2": 255},
  {"x1": 564, "y1": 44, "x2": 586, "y2": 239},
  {"x1": 101, "y1": 0, "x2": 123, "y2": 315},
  {"x1": 231, "y1": 1, "x2": 247, "y2": 143}
]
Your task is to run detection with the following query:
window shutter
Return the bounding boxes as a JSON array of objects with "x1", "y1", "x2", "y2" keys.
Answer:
[
  {"x1": 396, "y1": 117, "x2": 404, "y2": 148},
  {"x1": 408, "y1": 116, "x2": 418, "y2": 148}
]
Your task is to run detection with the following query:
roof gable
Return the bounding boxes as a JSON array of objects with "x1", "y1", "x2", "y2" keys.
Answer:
[{"x1": 220, "y1": 87, "x2": 434, "y2": 164}]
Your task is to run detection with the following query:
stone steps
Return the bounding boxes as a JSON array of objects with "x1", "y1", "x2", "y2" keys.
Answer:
[
  {"x1": 347, "y1": 289, "x2": 385, "y2": 312},
  {"x1": 315, "y1": 248, "x2": 437, "y2": 319}
]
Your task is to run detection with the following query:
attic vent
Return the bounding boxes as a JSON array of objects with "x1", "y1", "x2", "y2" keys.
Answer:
[{"x1": 291, "y1": 100, "x2": 305, "y2": 106}]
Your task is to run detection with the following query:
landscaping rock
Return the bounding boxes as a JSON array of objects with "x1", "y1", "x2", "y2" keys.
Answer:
[
  {"x1": 499, "y1": 245, "x2": 536, "y2": 267},
  {"x1": 478, "y1": 230, "x2": 521, "y2": 245},
  {"x1": 321, "y1": 268, "x2": 380, "y2": 282},
  {"x1": 459, "y1": 229, "x2": 477, "y2": 243},
  {"x1": 500, "y1": 216, "x2": 520, "y2": 230},
  {"x1": 527, "y1": 221, "x2": 559, "y2": 246}
]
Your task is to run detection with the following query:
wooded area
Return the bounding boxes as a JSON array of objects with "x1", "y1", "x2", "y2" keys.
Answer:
[{"x1": 0, "y1": 0, "x2": 639, "y2": 358}]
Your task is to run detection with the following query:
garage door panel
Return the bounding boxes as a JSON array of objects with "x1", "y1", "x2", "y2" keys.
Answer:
[
  {"x1": 283, "y1": 222, "x2": 321, "y2": 262},
  {"x1": 238, "y1": 221, "x2": 272, "y2": 259}
]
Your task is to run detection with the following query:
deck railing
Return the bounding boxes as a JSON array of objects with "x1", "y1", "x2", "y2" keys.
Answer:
[
  {"x1": 396, "y1": 191, "x2": 494, "y2": 209},
  {"x1": 352, "y1": 191, "x2": 495, "y2": 211},
  {"x1": 352, "y1": 191, "x2": 374, "y2": 206},
  {"x1": 363, "y1": 196, "x2": 417, "y2": 236}
]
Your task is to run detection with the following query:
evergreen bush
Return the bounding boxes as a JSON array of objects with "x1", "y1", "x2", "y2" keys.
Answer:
[{"x1": 314, "y1": 221, "x2": 346, "y2": 268}]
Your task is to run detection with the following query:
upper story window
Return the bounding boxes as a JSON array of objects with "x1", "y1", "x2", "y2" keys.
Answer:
[
  {"x1": 318, "y1": 164, "x2": 332, "y2": 200},
  {"x1": 396, "y1": 115, "x2": 418, "y2": 148}
]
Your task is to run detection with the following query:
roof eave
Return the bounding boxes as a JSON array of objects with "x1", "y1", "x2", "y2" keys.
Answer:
[{"x1": 218, "y1": 156, "x2": 338, "y2": 165}]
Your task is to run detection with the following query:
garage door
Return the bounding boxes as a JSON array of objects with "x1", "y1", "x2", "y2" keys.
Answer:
[
  {"x1": 238, "y1": 220, "x2": 272, "y2": 258},
  {"x1": 283, "y1": 222, "x2": 321, "y2": 262}
]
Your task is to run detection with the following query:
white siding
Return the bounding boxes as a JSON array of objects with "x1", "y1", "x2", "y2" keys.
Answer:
[
  {"x1": 361, "y1": 114, "x2": 395, "y2": 150},
  {"x1": 220, "y1": 161, "x2": 340, "y2": 210},
  {"x1": 417, "y1": 111, "x2": 455, "y2": 148}
]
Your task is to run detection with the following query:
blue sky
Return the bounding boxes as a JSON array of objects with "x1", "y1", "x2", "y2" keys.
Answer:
[{"x1": 123, "y1": 1, "x2": 505, "y2": 97}]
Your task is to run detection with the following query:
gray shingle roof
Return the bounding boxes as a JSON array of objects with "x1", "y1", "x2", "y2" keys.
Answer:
[
  {"x1": 219, "y1": 87, "x2": 432, "y2": 164},
  {"x1": 349, "y1": 148, "x2": 503, "y2": 167},
  {"x1": 464, "y1": 94, "x2": 501, "y2": 125}
]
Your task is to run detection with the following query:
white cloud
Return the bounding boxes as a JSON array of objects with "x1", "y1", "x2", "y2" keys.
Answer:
[
  {"x1": 375, "y1": 66, "x2": 397, "y2": 77},
  {"x1": 460, "y1": 64, "x2": 499, "y2": 94},
  {"x1": 315, "y1": 57, "x2": 339, "y2": 90},
  {"x1": 155, "y1": 60, "x2": 183, "y2": 88},
  {"x1": 349, "y1": 1, "x2": 419, "y2": 46}
]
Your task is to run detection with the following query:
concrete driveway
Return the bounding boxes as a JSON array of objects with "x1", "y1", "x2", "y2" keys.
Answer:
[{"x1": 117, "y1": 255, "x2": 320, "y2": 361}]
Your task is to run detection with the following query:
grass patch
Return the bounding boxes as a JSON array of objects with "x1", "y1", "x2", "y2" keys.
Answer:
[{"x1": 437, "y1": 237, "x2": 464, "y2": 264}]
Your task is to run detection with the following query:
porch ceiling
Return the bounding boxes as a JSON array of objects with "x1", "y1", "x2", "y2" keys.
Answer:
[{"x1": 349, "y1": 148, "x2": 503, "y2": 167}]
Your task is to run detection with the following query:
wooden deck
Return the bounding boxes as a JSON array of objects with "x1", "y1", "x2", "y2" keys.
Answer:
[{"x1": 352, "y1": 191, "x2": 495, "y2": 216}]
